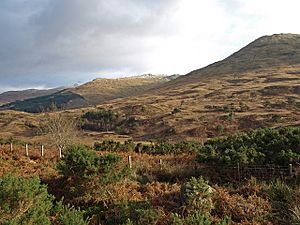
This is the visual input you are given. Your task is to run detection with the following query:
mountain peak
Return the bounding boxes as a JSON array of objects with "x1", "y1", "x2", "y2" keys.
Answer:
[
  {"x1": 256, "y1": 33, "x2": 300, "y2": 43},
  {"x1": 187, "y1": 33, "x2": 300, "y2": 78}
]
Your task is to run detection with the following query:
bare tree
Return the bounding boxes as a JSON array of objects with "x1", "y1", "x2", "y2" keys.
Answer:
[{"x1": 40, "y1": 106, "x2": 78, "y2": 158}]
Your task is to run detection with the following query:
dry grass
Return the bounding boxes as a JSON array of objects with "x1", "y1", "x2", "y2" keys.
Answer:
[{"x1": 0, "y1": 66, "x2": 299, "y2": 143}]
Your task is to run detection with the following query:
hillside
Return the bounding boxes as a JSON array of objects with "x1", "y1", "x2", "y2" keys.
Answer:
[
  {"x1": 71, "y1": 74, "x2": 178, "y2": 105},
  {"x1": 158, "y1": 33, "x2": 300, "y2": 89},
  {"x1": 76, "y1": 34, "x2": 300, "y2": 141},
  {"x1": 0, "y1": 87, "x2": 64, "y2": 105},
  {"x1": 0, "y1": 34, "x2": 299, "y2": 143},
  {"x1": 0, "y1": 74, "x2": 176, "y2": 113}
]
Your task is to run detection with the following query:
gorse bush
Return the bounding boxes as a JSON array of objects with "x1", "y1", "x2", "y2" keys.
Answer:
[
  {"x1": 267, "y1": 180, "x2": 294, "y2": 223},
  {"x1": 57, "y1": 145, "x2": 101, "y2": 179},
  {"x1": 94, "y1": 140, "x2": 201, "y2": 155},
  {"x1": 0, "y1": 174, "x2": 88, "y2": 225},
  {"x1": 0, "y1": 174, "x2": 53, "y2": 225},
  {"x1": 94, "y1": 139, "x2": 135, "y2": 152},
  {"x1": 102, "y1": 201, "x2": 161, "y2": 225},
  {"x1": 58, "y1": 145, "x2": 127, "y2": 184},
  {"x1": 181, "y1": 177, "x2": 214, "y2": 213},
  {"x1": 170, "y1": 211, "x2": 231, "y2": 225},
  {"x1": 52, "y1": 200, "x2": 89, "y2": 225},
  {"x1": 56, "y1": 145, "x2": 129, "y2": 206},
  {"x1": 197, "y1": 126, "x2": 300, "y2": 165}
]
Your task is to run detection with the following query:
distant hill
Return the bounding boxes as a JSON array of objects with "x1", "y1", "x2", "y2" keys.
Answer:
[
  {"x1": 0, "y1": 88, "x2": 64, "y2": 105},
  {"x1": 0, "y1": 74, "x2": 178, "y2": 112},
  {"x1": 0, "y1": 34, "x2": 299, "y2": 142}
]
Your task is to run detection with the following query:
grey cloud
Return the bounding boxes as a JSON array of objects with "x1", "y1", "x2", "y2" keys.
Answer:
[{"x1": 0, "y1": 0, "x2": 179, "y2": 92}]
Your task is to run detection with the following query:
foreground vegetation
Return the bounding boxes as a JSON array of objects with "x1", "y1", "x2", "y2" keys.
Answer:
[{"x1": 1, "y1": 126, "x2": 300, "y2": 224}]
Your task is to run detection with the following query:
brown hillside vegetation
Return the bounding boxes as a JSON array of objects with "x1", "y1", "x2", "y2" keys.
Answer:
[
  {"x1": 70, "y1": 74, "x2": 176, "y2": 106},
  {"x1": 0, "y1": 34, "x2": 299, "y2": 143}
]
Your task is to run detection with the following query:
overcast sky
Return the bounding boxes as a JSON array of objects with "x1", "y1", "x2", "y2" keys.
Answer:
[{"x1": 1, "y1": 0, "x2": 300, "y2": 93}]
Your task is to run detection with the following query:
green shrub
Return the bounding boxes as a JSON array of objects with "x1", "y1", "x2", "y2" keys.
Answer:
[
  {"x1": 52, "y1": 200, "x2": 89, "y2": 225},
  {"x1": 170, "y1": 211, "x2": 231, "y2": 225},
  {"x1": 58, "y1": 145, "x2": 127, "y2": 184},
  {"x1": 57, "y1": 145, "x2": 129, "y2": 204},
  {"x1": 267, "y1": 180, "x2": 294, "y2": 223},
  {"x1": 57, "y1": 145, "x2": 101, "y2": 179},
  {"x1": 172, "y1": 108, "x2": 181, "y2": 114},
  {"x1": 81, "y1": 109, "x2": 119, "y2": 131},
  {"x1": 102, "y1": 201, "x2": 161, "y2": 225},
  {"x1": 216, "y1": 124, "x2": 225, "y2": 134},
  {"x1": 0, "y1": 174, "x2": 53, "y2": 225},
  {"x1": 181, "y1": 177, "x2": 214, "y2": 213},
  {"x1": 271, "y1": 114, "x2": 282, "y2": 123},
  {"x1": 197, "y1": 126, "x2": 300, "y2": 165},
  {"x1": 95, "y1": 140, "x2": 201, "y2": 155},
  {"x1": 219, "y1": 111, "x2": 234, "y2": 122}
]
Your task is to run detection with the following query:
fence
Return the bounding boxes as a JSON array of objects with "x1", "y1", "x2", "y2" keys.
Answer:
[
  {"x1": 0, "y1": 143, "x2": 296, "y2": 181},
  {"x1": 0, "y1": 143, "x2": 60, "y2": 159},
  {"x1": 197, "y1": 163, "x2": 294, "y2": 181}
]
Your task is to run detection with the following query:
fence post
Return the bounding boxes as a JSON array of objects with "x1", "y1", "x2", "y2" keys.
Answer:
[
  {"x1": 237, "y1": 163, "x2": 241, "y2": 182},
  {"x1": 59, "y1": 148, "x2": 62, "y2": 158},
  {"x1": 128, "y1": 156, "x2": 132, "y2": 169},
  {"x1": 10, "y1": 143, "x2": 13, "y2": 152},
  {"x1": 159, "y1": 159, "x2": 162, "y2": 169},
  {"x1": 41, "y1": 145, "x2": 44, "y2": 157},
  {"x1": 289, "y1": 164, "x2": 293, "y2": 176},
  {"x1": 25, "y1": 144, "x2": 29, "y2": 157}
]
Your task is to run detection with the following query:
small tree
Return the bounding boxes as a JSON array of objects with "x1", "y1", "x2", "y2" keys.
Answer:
[{"x1": 40, "y1": 105, "x2": 77, "y2": 158}]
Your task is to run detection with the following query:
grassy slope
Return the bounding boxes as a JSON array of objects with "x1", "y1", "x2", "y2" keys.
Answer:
[{"x1": 0, "y1": 34, "x2": 299, "y2": 143}]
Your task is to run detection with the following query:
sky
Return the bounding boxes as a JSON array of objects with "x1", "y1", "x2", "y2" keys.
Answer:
[{"x1": 1, "y1": 0, "x2": 300, "y2": 93}]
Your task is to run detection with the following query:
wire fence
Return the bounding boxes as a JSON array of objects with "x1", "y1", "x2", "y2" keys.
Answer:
[{"x1": 0, "y1": 142, "x2": 297, "y2": 181}]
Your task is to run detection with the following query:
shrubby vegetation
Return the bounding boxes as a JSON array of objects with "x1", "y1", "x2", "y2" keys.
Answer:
[
  {"x1": 94, "y1": 140, "x2": 201, "y2": 155},
  {"x1": 0, "y1": 137, "x2": 26, "y2": 145},
  {"x1": 198, "y1": 126, "x2": 300, "y2": 165},
  {"x1": 0, "y1": 174, "x2": 87, "y2": 225},
  {"x1": 80, "y1": 110, "x2": 119, "y2": 132},
  {"x1": 3, "y1": 126, "x2": 300, "y2": 224},
  {"x1": 80, "y1": 109, "x2": 139, "y2": 134},
  {"x1": 57, "y1": 145, "x2": 129, "y2": 206}
]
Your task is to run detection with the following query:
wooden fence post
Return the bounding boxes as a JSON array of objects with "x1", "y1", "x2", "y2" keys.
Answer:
[
  {"x1": 41, "y1": 145, "x2": 44, "y2": 157},
  {"x1": 59, "y1": 148, "x2": 62, "y2": 158},
  {"x1": 159, "y1": 159, "x2": 163, "y2": 169},
  {"x1": 237, "y1": 163, "x2": 241, "y2": 182},
  {"x1": 289, "y1": 164, "x2": 293, "y2": 176},
  {"x1": 25, "y1": 144, "x2": 29, "y2": 157},
  {"x1": 10, "y1": 143, "x2": 13, "y2": 152},
  {"x1": 128, "y1": 156, "x2": 132, "y2": 169}
]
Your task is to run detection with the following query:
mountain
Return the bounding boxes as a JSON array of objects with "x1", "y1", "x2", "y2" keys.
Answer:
[
  {"x1": 0, "y1": 33, "x2": 299, "y2": 142},
  {"x1": 0, "y1": 74, "x2": 177, "y2": 113},
  {"x1": 0, "y1": 87, "x2": 64, "y2": 105},
  {"x1": 75, "y1": 33, "x2": 299, "y2": 141},
  {"x1": 158, "y1": 33, "x2": 300, "y2": 89}
]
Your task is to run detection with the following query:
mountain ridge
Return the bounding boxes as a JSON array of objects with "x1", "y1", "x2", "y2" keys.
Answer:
[
  {"x1": 0, "y1": 87, "x2": 65, "y2": 105},
  {"x1": 0, "y1": 74, "x2": 178, "y2": 112}
]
